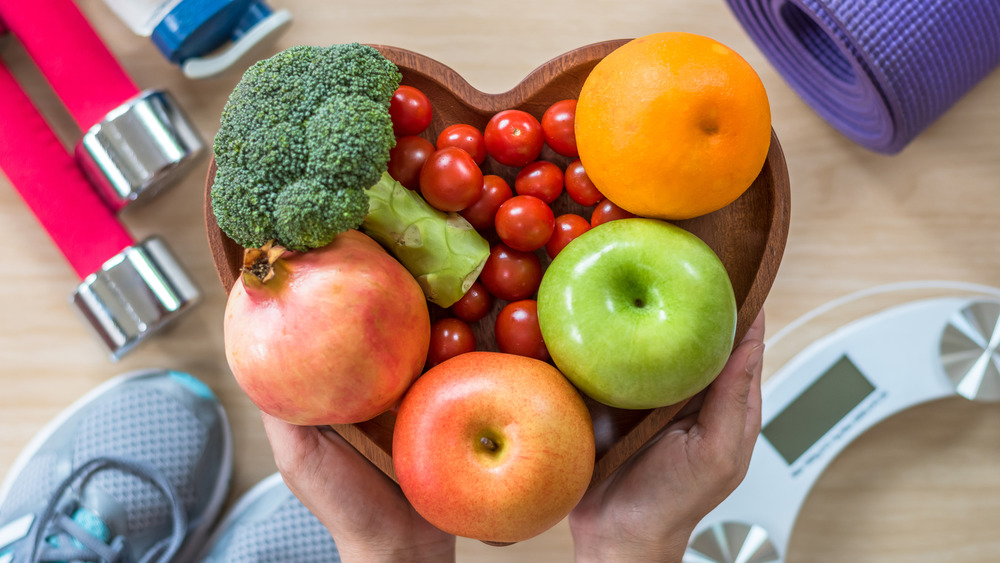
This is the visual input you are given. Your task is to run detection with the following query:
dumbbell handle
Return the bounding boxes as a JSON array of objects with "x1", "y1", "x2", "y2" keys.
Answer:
[
  {"x1": 1, "y1": 0, "x2": 206, "y2": 211},
  {"x1": 0, "y1": 4, "x2": 201, "y2": 358},
  {"x1": 1, "y1": 63, "x2": 201, "y2": 359},
  {"x1": 0, "y1": 62, "x2": 133, "y2": 279}
]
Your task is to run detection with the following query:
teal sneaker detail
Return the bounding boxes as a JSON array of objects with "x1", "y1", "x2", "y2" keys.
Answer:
[
  {"x1": 167, "y1": 371, "x2": 217, "y2": 401},
  {"x1": 196, "y1": 473, "x2": 340, "y2": 563},
  {"x1": 0, "y1": 369, "x2": 233, "y2": 562}
]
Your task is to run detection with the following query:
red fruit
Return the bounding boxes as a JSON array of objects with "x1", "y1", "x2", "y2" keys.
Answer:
[
  {"x1": 495, "y1": 299, "x2": 549, "y2": 361},
  {"x1": 450, "y1": 280, "x2": 493, "y2": 323},
  {"x1": 591, "y1": 198, "x2": 638, "y2": 226},
  {"x1": 564, "y1": 159, "x2": 603, "y2": 206},
  {"x1": 460, "y1": 175, "x2": 513, "y2": 231},
  {"x1": 494, "y1": 195, "x2": 556, "y2": 252},
  {"x1": 484, "y1": 109, "x2": 544, "y2": 167},
  {"x1": 427, "y1": 318, "x2": 476, "y2": 368},
  {"x1": 545, "y1": 213, "x2": 591, "y2": 258},
  {"x1": 392, "y1": 352, "x2": 595, "y2": 543},
  {"x1": 223, "y1": 232, "x2": 430, "y2": 425},
  {"x1": 541, "y1": 99, "x2": 578, "y2": 157},
  {"x1": 388, "y1": 135, "x2": 435, "y2": 190},
  {"x1": 479, "y1": 243, "x2": 543, "y2": 302},
  {"x1": 514, "y1": 161, "x2": 563, "y2": 204},
  {"x1": 419, "y1": 147, "x2": 484, "y2": 212}
]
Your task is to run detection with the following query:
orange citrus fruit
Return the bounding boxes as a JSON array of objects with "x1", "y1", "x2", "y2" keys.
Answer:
[{"x1": 575, "y1": 32, "x2": 771, "y2": 220}]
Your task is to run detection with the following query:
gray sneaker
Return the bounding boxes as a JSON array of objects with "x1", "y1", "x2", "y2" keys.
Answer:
[
  {"x1": 0, "y1": 369, "x2": 233, "y2": 563},
  {"x1": 196, "y1": 473, "x2": 340, "y2": 563}
]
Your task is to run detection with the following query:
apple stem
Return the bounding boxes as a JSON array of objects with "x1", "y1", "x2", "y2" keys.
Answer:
[{"x1": 479, "y1": 436, "x2": 498, "y2": 452}]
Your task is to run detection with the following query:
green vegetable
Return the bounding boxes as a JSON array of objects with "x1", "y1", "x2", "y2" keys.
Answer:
[
  {"x1": 210, "y1": 43, "x2": 490, "y2": 307},
  {"x1": 363, "y1": 172, "x2": 490, "y2": 308},
  {"x1": 211, "y1": 43, "x2": 401, "y2": 251}
]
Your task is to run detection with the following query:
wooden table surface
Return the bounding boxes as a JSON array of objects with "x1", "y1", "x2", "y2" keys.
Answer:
[{"x1": 2, "y1": 1, "x2": 998, "y2": 561}]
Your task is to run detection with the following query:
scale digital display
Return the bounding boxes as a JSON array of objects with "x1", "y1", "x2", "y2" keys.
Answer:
[{"x1": 762, "y1": 355, "x2": 876, "y2": 465}]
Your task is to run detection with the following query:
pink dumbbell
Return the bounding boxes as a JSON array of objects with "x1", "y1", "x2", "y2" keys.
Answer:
[
  {"x1": 0, "y1": 0, "x2": 204, "y2": 211},
  {"x1": 0, "y1": 1, "x2": 202, "y2": 359}
]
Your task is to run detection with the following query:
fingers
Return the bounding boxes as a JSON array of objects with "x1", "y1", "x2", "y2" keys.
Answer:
[
  {"x1": 261, "y1": 412, "x2": 324, "y2": 478},
  {"x1": 261, "y1": 412, "x2": 400, "y2": 532},
  {"x1": 743, "y1": 308, "x2": 766, "y2": 347},
  {"x1": 673, "y1": 389, "x2": 707, "y2": 420},
  {"x1": 261, "y1": 413, "x2": 457, "y2": 562},
  {"x1": 742, "y1": 310, "x2": 765, "y2": 449},
  {"x1": 662, "y1": 310, "x2": 766, "y2": 438},
  {"x1": 261, "y1": 412, "x2": 380, "y2": 487},
  {"x1": 697, "y1": 309, "x2": 765, "y2": 444},
  {"x1": 742, "y1": 312, "x2": 766, "y2": 450},
  {"x1": 260, "y1": 413, "x2": 339, "y2": 524}
]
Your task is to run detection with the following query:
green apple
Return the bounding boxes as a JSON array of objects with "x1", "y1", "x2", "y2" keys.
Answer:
[{"x1": 537, "y1": 218, "x2": 736, "y2": 409}]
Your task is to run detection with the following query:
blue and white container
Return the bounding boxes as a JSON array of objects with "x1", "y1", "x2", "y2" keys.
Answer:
[{"x1": 101, "y1": 0, "x2": 291, "y2": 79}]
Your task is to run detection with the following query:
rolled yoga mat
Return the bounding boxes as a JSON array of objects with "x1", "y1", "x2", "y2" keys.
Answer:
[{"x1": 725, "y1": 0, "x2": 1000, "y2": 153}]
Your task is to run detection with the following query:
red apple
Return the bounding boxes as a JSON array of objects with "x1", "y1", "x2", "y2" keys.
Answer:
[
  {"x1": 392, "y1": 351, "x2": 595, "y2": 543},
  {"x1": 224, "y1": 230, "x2": 430, "y2": 425}
]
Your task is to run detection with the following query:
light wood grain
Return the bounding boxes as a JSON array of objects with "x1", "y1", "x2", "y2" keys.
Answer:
[{"x1": 3, "y1": 1, "x2": 1000, "y2": 561}]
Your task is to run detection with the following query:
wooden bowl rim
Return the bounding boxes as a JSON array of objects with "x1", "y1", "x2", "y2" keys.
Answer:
[
  {"x1": 203, "y1": 40, "x2": 791, "y2": 494},
  {"x1": 368, "y1": 40, "x2": 634, "y2": 111}
]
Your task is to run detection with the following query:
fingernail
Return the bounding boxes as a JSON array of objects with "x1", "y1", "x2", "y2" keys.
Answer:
[{"x1": 745, "y1": 343, "x2": 765, "y2": 377}]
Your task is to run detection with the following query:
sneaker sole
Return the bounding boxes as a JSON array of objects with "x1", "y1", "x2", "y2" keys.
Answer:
[{"x1": 0, "y1": 368, "x2": 234, "y2": 561}]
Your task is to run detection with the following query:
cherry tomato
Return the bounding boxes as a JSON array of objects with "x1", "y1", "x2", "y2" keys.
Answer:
[
  {"x1": 564, "y1": 159, "x2": 604, "y2": 206},
  {"x1": 541, "y1": 99, "x2": 578, "y2": 157},
  {"x1": 427, "y1": 317, "x2": 476, "y2": 368},
  {"x1": 494, "y1": 195, "x2": 555, "y2": 252},
  {"x1": 460, "y1": 174, "x2": 513, "y2": 231},
  {"x1": 495, "y1": 300, "x2": 549, "y2": 361},
  {"x1": 436, "y1": 124, "x2": 487, "y2": 165},
  {"x1": 419, "y1": 147, "x2": 484, "y2": 212},
  {"x1": 450, "y1": 280, "x2": 493, "y2": 323},
  {"x1": 514, "y1": 161, "x2": 564, "y2": 204},
  {"x1": 545, "y1": 213, "x2": 591, "y2": 258},
  {"x1": 483, "y1": 109, "x2": 544, "y2": 167},
  {"x1": 591, "y1": 197, "x2": 637, "y2": 227},
  {"x1": 389, "y1": 85, "x2": 433, "y2": 137},
  {"x1": 479, "y1": 243, "x2": 543, "y2": 302},
  {"x1": 387, "y1": 135, "x2": 435, "y2": 190}
]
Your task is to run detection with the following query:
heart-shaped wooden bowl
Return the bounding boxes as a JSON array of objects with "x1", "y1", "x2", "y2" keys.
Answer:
[{"x1": 205, "y1": 40, "x2": 790, "y2": 492}]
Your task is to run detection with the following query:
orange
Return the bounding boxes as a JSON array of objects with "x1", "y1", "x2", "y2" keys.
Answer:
[{"x1": 575, "y1": 32, "x2": 771, "y2": 220}]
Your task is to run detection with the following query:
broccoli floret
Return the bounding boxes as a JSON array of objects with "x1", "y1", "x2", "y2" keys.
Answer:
[
  {"x1": 211, "y1": 43, "x2": 491, "y2": 307},
  {"x1": 211, "y1": 43, "x2": 401, "y2": 251}
]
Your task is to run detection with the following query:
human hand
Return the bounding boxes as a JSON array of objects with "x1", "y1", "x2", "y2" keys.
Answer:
[
  {"x1": 262, "y1": 414, "x2": 456, "y2": 563},
  {"x1": 569, "y1": 310, "x2": 766, "y2": 563}
]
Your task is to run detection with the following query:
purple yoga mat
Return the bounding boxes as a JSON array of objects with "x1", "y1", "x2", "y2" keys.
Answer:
[{"x1": 726, "y1": 0, "x2": 1000, "y2": 153}]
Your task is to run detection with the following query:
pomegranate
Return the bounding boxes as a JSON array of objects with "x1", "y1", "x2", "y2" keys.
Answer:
[{"x1": 224, "y1": 230, "x2": 430, "y2": 425}]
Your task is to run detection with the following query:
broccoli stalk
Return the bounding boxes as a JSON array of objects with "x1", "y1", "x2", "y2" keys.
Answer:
[
  {"x1": 210, "y1": 43, "x2": 489, "y2": 307},
  {"x1": 363, "y1": 172, "x2": 489, "y2": 307}
]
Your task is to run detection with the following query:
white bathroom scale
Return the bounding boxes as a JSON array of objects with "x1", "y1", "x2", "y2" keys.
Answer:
[{"x1": 683, "y1": 288, "x2": 1000, "y2": 563}]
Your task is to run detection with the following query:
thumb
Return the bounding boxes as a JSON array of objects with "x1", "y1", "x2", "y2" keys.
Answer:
[
  {"x1": 697, "y1": 311, "x2": 765, "y2": 441},
  {"x1": 698, "y1": 342, "x2": 763, "y2": 434},
  {"x1": 260, "y1": 412, "x2": 331, "y2": 484}
]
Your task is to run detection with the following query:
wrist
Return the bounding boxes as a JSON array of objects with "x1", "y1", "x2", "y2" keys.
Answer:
[
  {"x1": 336, "y1": 538, "x2": 455, "y2": 563},
  {"x1": 572, "y1": 527, "x2": 693, "y2": 563}
]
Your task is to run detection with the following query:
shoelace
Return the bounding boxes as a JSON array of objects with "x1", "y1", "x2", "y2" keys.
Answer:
[{"x1": 17, "y1": 456, "x2": 188, "y2": 563}]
